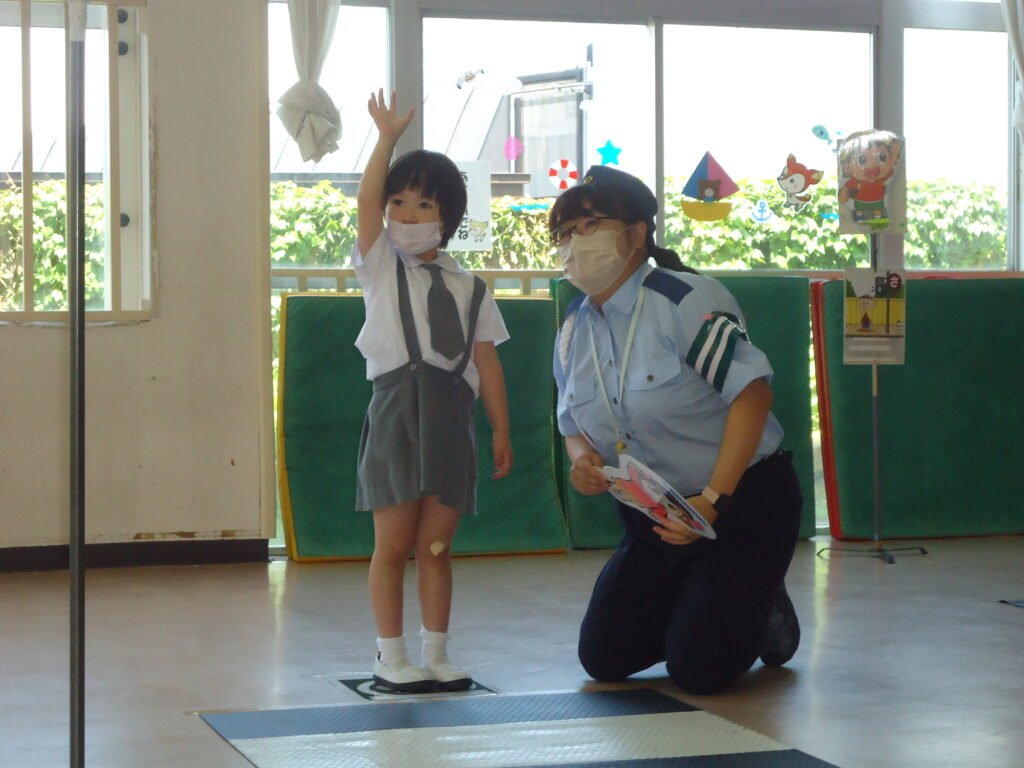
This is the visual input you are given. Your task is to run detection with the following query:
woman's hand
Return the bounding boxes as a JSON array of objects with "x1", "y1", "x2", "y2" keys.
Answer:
[
  {"x1": 367, "y1": 88, "x2": 414, "y2": 140},
  {"x1": 491, "y1": 432, "x2": 513, "y2": 479},
  {"x1": 570, "y1": 451, "x2": 609, "y2": 495},
  {"x1": 653, "y1": 495, "x2": 718, "y2": 546}
]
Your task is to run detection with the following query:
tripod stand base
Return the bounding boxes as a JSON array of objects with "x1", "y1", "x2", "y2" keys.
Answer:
[{"x1": 816, "y1": 544, "x2": 928, "y2": 564}]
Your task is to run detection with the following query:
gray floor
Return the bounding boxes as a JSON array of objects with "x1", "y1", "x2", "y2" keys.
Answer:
[{"x1": 2, "y1": 536, "x2": 1022, "y2": 768}]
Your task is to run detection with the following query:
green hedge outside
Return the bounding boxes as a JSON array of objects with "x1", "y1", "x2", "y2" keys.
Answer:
[
  {"x1": 265, "y1": 176, "x2": 1007, "y2": 272},
  {"x1": 0, "y1": 176, "x2": 1007, "y2": 312},
  {"x1": 0, "y1": 178, "x2": 106, "y2": 311}
]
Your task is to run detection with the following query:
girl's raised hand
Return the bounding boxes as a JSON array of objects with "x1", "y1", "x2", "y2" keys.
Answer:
[{"x1": 368, "y1": 88, "x2": 414, "y2": 139}]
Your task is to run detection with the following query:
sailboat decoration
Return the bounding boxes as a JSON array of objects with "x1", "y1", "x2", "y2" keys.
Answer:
[{"x1": 680, "y1": 151, "x2": 738, "y2": 222}]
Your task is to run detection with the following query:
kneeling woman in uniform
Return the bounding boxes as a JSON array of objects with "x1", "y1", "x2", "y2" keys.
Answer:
[{"x1": 551, "y1": 166, "x2": 802, "y2": 695}]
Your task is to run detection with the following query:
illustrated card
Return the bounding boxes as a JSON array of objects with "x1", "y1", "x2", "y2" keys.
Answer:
[{"x1": 600, "y1": 454, "x2": 716, "y2": 539}]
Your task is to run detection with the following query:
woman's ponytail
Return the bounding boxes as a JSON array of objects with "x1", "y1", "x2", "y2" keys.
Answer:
[
  {"x1": 650, "y1": 245, "x2": 698, "y2": 274},
  {"x1": 643, "y1": 220, "x2": 698, "y2": 274}
]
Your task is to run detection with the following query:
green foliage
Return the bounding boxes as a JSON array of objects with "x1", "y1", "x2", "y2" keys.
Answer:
[
  {"x1": 0, "y1": 177, "x2": 106, "y2": 312},
  {"x1": 270, "y1": 180, "x2": 358, "y2": 267},
  {"x1": 0, "y1": 176, "x2": 1009, "y2": 312},
  {"x1": 0, "y1": 176, "x2": 23, "y2": 309},
  {"x1": 905, "y1": 180, "x2": 1007, "y2": 269},
  {"x1": 462, "y1": 198, "x2": 554, "y2": 271},
  {"x1": 261, "y1": 177, "x2": 1008, "y2": 273},
  {"x1": 663, "y1": 178, "x2": 871, "y2": 270}
]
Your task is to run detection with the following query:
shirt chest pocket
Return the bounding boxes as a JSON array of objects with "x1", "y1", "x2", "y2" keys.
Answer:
[
  {"x1": 564, "y1": 373, "x2": 596, "y2": 408},
  {"x1": 625, "y1": 353, "x2": 683, "y2": 392}
]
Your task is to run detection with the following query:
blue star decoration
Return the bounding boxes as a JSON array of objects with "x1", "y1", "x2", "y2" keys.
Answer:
[{"x1": 597, "y1": 140, "x2": 622, "y2": 165}]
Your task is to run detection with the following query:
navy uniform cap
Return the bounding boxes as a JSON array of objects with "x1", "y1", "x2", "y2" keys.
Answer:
[{"x1": 579, "y1": 165, "x2": 658, "y2": 220}]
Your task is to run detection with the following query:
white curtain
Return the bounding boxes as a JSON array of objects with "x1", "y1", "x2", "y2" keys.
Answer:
[
  {"x1": 1003, "y1": 0, "x2": 1024, "y2": 138},
  {"x1": 277, "y1": 0, "x2": 342, "y2": 163}
]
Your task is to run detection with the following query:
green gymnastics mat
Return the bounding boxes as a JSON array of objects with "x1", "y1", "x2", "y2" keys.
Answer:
[
  {"x1": 277, "y1": 293, "x2": 567, "y2": 560},
  {"x1": 818, "y1": 278, "x2": 1024, "y2": 539},
  {"x1": 552, "y1": 275, "x2": 817, "y2": 549}
]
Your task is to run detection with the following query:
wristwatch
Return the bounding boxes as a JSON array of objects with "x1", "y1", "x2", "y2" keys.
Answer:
[{"x1": 701, "y1": 486, "x2": 736, "y2": 516}]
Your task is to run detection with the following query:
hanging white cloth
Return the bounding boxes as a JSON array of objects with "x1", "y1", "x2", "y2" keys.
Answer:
[
  {"x1": 276, "y1": 0, "x2": 341, "y2": 163},
  {"x1": 1002, "y1": 0, "x2": 1024, "y2": 138}
]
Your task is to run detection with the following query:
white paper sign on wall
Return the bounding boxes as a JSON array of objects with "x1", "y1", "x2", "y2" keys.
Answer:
[{"x1": 449, "y1": 160, "x2": 493, "y2": 252}]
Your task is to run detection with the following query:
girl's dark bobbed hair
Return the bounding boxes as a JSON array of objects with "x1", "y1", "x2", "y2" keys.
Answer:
[
  {"x1": 384, "y1": 150, "x2": 467, "y2": 248},
  {"x1": 548, "y1": 165, "x2": 695, "y2": 273}
]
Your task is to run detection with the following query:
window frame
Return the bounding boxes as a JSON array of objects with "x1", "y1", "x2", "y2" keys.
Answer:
[
  {"x1": 395, "y1": 0, "x2": 1019, "y2": 272},
  {"x1": 0, "y1": 0, "x2": 151, "y2": 325},
  {"x1": 894, "y1": 0, "x2": 1017, "y2": 269}
]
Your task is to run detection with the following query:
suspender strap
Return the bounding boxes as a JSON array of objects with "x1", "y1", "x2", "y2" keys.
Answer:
[{"x1": 453, "y1": 276, "x2": 486, "y2": 377}]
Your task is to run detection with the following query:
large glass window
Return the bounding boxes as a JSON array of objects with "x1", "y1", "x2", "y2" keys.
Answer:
[
  {"x1": 0, "y1": 1, "x2": 144, "y2": 318},
  {"x1": 662, "y1": 25, "x2": 874, "y2": 270},
  {"x1": 29, "y1": 5, "x2": 108, "y2": 311},
  {"x1": 423, "y1": 18, "x2": 654, "y2": 272},
  {"x1": 267, "y1": 3, "x2": 388, "y2": 271},
  {"x1": 0, "y1": 1, "x2": 23, "y2": 311},
  {"x1": 903, "y1": 27, "x2": 1009, "y2": 269}
]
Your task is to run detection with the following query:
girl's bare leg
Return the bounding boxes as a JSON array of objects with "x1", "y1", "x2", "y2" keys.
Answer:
[
  {"x1": 414, "y1": 495, "x2": 461, "y2": 633},
  {"x1": 368, "y1": 500, "x2": 420, "y2": 638}
]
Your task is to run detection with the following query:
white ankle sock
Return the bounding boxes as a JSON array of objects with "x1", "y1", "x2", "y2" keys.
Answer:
[
  {"x1": 419, "y1": 626, "x2": 449, "y2": 667},
  {"x1": 376, "y1": 635, "x2": 409, "y2": 668}
]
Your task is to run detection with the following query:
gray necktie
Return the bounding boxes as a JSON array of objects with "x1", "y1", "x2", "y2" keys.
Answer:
[{"x1": 422, "y1": 263, "x2": 465, "y2": 359}]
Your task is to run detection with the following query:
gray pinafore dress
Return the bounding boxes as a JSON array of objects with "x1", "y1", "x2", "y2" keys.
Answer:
[{"x1": 355, "y1": 259, "x2": 486, "y2": 515}]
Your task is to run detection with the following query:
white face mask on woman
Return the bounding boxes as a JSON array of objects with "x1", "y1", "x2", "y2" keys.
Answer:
[
  {"x1": 387, "y1": 220, "x2": 443, "y2": 257},
  {"x1": 559, "y1": 227, "x2": 634, "y2": 296}
]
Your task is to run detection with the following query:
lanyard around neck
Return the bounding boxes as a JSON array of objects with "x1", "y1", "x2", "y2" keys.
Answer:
[{"x1": 587, "y1": 271, "x2": 649, "y2": 453}]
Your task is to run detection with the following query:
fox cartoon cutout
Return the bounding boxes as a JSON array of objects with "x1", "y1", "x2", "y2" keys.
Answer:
[{"x1": 777, "y1": 154, "x2": 823, "y2": 213}]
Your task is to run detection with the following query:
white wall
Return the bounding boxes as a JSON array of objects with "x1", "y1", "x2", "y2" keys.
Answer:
[{"x1": 0, "y1": 0, "x2": 274, "y2": 548}]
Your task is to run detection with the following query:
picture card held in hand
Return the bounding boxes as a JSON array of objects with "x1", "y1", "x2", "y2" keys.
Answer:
[{"x1": 600, "y1": 453, "x2": 716, "y2": 539}]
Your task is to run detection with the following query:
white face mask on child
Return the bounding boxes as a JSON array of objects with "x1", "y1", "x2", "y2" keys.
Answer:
[
  {"x1": 559, "y1": 228, "x2": 634, "y2": 296},
  {"x1": 387, "y1": 220, "x2": 443, "y2": 257}
]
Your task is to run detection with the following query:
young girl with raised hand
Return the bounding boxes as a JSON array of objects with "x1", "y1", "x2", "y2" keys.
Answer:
[{"x1": 352, "y1": 89, "x2": 513, "y2": 693}]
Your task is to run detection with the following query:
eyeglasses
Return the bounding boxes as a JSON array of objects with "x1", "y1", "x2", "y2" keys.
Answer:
[{"x1": 550, "y1": 216, "x2": 620, "y2": 246}]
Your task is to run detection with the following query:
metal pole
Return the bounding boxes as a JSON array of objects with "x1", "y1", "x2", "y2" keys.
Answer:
[{"x1": 66, "y1": 1, "x2": 87, "y2": 766}]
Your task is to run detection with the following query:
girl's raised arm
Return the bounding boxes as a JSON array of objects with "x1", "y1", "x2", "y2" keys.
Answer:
[{"x1": 356, "y1": 89, "x2": 415, "y2": 256}]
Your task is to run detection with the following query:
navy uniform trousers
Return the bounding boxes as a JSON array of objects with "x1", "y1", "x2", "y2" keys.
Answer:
[{"x1": 578, "y1": 449, "x2": 802, "y2": 695}]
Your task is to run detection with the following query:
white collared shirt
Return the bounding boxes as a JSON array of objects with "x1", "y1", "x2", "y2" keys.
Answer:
[{"x1": 352, "y1": 232, "x2": 509, "y2": 395}]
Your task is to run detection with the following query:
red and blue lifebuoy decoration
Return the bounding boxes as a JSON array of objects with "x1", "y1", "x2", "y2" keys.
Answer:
[{"x1": 548, "y1": 159, "x2": 578, "y2": 190}]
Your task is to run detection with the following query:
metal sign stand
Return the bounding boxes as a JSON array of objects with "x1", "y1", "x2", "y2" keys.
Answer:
[
  {"x1": 66, "y1": 1, "x2": 87, "y2": 765},
  {"x1": 818, "y1": 236, "x2": 927, "y2": 564}
]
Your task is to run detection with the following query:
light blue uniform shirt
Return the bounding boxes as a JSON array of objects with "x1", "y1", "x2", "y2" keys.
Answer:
[{"x1": 554, "y1": 265, "x2": 783, "y2": 497}]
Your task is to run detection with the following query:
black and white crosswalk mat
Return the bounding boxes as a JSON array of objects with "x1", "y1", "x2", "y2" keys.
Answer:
[{"x1": 200, "y1": 688, "x2": 839, "y2": 767}]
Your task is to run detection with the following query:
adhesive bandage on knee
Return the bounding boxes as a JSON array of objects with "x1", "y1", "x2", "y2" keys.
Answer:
[{"x1": 429, "y1": 540, "x2": 447, "y2": 556}]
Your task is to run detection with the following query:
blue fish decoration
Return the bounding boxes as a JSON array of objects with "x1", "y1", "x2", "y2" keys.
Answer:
[{"x1": 812, "y1": 125, "x2": 831, "y2": 143}]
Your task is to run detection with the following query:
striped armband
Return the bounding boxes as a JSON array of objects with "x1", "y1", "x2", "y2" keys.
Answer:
[{"x1": 684, "y1": 312, "x2": 748, "y2": 392}]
